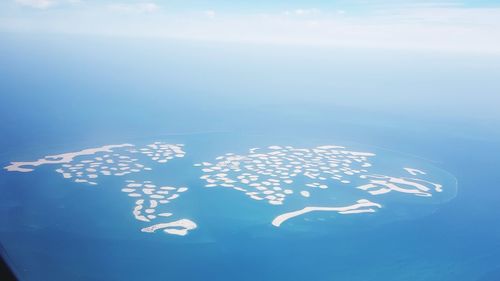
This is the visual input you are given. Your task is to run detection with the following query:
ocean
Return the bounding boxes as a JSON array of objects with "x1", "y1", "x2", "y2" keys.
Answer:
[{"x1": 0, "y1": 33, "x2": 499, "y2": 281}]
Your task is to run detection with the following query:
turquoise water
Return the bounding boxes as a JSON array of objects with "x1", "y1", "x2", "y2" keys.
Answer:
[{"x1": 0, "y1": 34, "x2": 500, "y2": 281}]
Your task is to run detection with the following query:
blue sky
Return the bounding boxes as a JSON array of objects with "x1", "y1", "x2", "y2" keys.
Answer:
[
  {"x1": 4, "y1": 0, "x2": 500, "y2": 11},
  {"x1": 1, "y1": 0, "x2": 500, "y2": 54}
]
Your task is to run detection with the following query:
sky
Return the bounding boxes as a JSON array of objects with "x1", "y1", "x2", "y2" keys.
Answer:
[{"x1": 1, "y1": 0, "x2": 500, "y2": 54}]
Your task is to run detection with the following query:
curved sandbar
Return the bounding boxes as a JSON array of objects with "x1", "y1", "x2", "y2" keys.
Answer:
[
  {"x1": 141, "y1": 219, "x2": 197, "y2": 236},
  {"x1": 4, "y1": 144, "x2": 134, "y2": 172},
  {"x1": 272, "y1": 199, "x2": 382, "y2": 227}
]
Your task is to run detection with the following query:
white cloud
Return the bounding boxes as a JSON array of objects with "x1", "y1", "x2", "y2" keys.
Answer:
[
  {"x1": 2, "y1": 4, "x2": 500, "y2": 54},
  {"x1": 284, "y1": 8, "x2": 321, "y2": 16},
  {"x1": 203, "y1": 10, "x2": 216, "y2": 19},
  {"x1": 15, "y1": 0, "x2": 55, "y2": 9},
  {"x1": 14, "y1": 0, "x2": 83, "y2": 9},
  {"x1": 108, "y1": 2, "x2": 159, "y2": 13}
]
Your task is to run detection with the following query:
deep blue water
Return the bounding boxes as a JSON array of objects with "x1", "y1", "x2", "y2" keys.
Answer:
[{"x1": 0, "y1": 33, "x2": 499, "y2": 281}]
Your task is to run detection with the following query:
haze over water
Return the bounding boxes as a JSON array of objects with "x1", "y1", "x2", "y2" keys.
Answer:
[{"x1": 1, "y1": 1, "x2": 500, "y2": 280}]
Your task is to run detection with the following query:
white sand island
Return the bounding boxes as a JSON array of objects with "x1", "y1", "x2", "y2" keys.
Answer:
[
  {"x1": 272, "y1": 199, "x2": 382, "y2": 227},
  {"x1": 196, "y1": 145, "x2": 379, "y2": 206},
  {"x1": 141, "y1": 219, "x2": 197, "y2": 236},
  {"x1": 5, "y1": 141, "x2": 196, "y2": 236},
  {"x1": 5, "y1": 140, "x2": 450, "y2": 235},
  {"x1": 197, "y1": 144, "x2": 447, "y2": 227},
  {"x1": 404, "y1": 167, "x2": 427, "y2": 176},
  {"x1": 197, "y1": 144, "x2": 444, "y2": 208},
  {"x1": 4, "y1": 144, "x2": 133, "y2": 172}
]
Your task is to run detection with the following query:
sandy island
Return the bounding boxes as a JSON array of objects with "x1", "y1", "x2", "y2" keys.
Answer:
[
  {"x1": 271, "y1": 199, "x2": 382, "y2": 227},
  {"x1": 141, "y1": 219, "x2": 197, "y2": 236},
  {"x1": 4, "y1": 144, "x2": 134, "y2": 172}
]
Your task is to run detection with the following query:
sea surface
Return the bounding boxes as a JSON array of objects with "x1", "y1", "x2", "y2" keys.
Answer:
[{"x1": 0, "y1": 34, "x2": 499, "y2": 281}]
